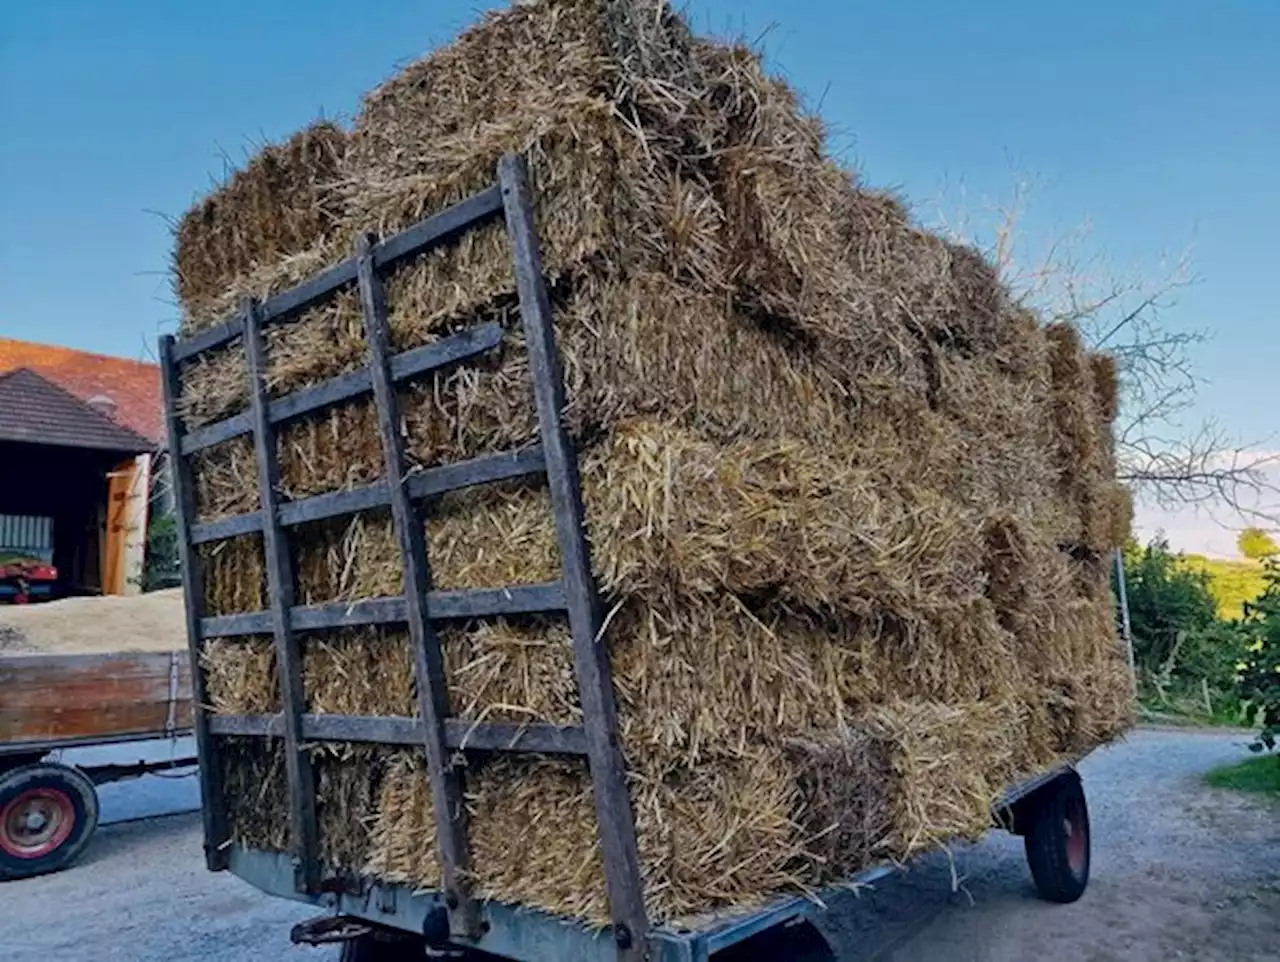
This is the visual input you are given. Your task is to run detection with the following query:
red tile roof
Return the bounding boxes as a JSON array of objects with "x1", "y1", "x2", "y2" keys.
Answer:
[
  {"x1": 0, "y1": 368, "x2": 152, "y2": 453},
  {"x1": 0, "y1": 338, "x2": 163, "y2": 443}
]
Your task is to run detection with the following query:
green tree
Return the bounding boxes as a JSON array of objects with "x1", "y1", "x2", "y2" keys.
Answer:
[
  {"x1": 1239, "y1": 561, "x2": 1280, "y2": 751},
  {"x1": 1122, "y1": 538, "x2": 1220, "y2": 671},
  {"x1": 1238, "y1": 527, "x2": 1280, "y2": 561},
  {"x1": 141, "y1": 512, "x2": 180, "y2": 592}
]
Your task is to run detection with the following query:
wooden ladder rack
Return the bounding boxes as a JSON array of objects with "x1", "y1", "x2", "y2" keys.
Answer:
[{"x1": 160, "y1": 154, "x2": 649, "y2": 960}]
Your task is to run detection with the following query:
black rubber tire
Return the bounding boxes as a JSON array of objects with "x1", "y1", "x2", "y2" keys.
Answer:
[
  {"x1": 1024, "y1": 774, "x2": 1090, "y2": 903},
  {"x1": 0, "y1": 753, "x2": 45, "y2": 776},
  {"x1": 0, "y1": 762, "x2": 99, "y2": 881},
  {"x1": 714, "y1": 920, "x2": 836, "y2": 962}
]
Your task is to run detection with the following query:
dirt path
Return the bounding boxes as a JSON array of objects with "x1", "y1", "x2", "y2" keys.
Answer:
[
  {"x1": 0, "y1": 729, "x2": 1275, "y2": 961},
  {"x1": 818, "y1": 728, "x2": 1280, "y2": 961}
]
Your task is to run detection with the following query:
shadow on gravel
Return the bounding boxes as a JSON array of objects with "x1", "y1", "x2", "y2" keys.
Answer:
[{"x1": 74, "y1": 809, "x2": 203, "y2": 871}]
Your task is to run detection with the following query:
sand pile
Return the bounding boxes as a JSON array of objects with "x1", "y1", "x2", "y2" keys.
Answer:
[
  {"x1": 171, "y1": 0, "x2": 1132, "y2": 927},
  {"x1": 0, "y1": 590, "x2": 185, "y2": 654}
]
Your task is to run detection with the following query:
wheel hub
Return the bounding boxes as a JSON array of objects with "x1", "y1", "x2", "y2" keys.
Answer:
[
  {"x1": 0, "y1": 787, "x2": 75, "y2": 858},
  {"x1": 1064, "y1": 808, "x2": 1087, "y2": 875}
]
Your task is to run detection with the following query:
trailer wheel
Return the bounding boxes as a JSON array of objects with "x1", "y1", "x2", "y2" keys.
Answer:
[
  {"x1": 1024, "y1": 773, "x2": 1090, "y2": 903},
  {"x1": 0, "y1": 762, "x2": 99, "y2": 881}
]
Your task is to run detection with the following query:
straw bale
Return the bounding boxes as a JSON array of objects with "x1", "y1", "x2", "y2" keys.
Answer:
[
  {"x1": 198, "y1": 534, "x2": 265, "y2": 617},
  {"x1": 788, "y1": 731, "x2": 897, "y2": 878},
  {"x1": 215, "y1": 735, "x2": 393, "y2": 874},
  {"x1": 174, "y1": 122, "x2": 349, "y2": 331},
  {"x1": 1089, "y1": 351, "x2": 1120, "y2": 424},
  {"x1": 292, "y1": 509, "x2": 405, "y2": 607},
  {"x1": 182, "y1": 269, "x2": 878, "y2": 524},
  {"x1": 204, "y1": 584, "x2": 1022, "y2": 767},
  {"x1": 202, "y1": 579, "x2": 1107, "y2": 923},
  {"x1": 217, "y1": 737, "x2": 290, "y2": 852},
  {"x1": 191, "y1": 437, "x2": 259, "y2": 522},
  {"x1": 202, "y1": 637, "x2": 276, "y2": 715},
  {"x1": 304, "y1": 627, "x2": 418, "y2": 717},
  {"x1": 362, "y1": 700, "x2": 1027, "y2": 924},
  {"x1": 349, "y1": 3, "x2": 617, "y2": 174},
  {"x1": 869, "y1": 699, "x2": 1022, "y2": 858},
  {"x1": 582, "y1": 423, "x2": 987, "y2": 621},
  {"x1": 1045, "y1": 323, "x2": 1130, "y2": 551},
  {"x1": 927, "y1": 347, "x2": 1060, "y2": 524},
  {"x1": 312, "y1": 743, "x2": 390, "y2": 872},
  {"x1": 1104, "y1": 482, "x2": 1134, "y2": 550},
  {"x1": 1041, "y1": 589, "x2": 1135, "y2": 755},
  {"x1": 367, "y1": 737, "x2": 889, "y2": 925},
  {"x1": 178, "y1": 342, "x2": 251, "y2": 429},
  {"x1": 199, "y1": 419, "x2": 990, "y2": 625}
]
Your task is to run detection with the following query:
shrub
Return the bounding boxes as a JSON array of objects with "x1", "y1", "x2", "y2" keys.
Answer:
[
  {"x1": 1121, "y1": 538, "x2": 1220, "y2": 672},
  {"x1": 142, "y1": 511, "x2": 181, "y2": 592},
  {"x1": 1239, "y1": 560, "x2": 1280, "y2": 751}
]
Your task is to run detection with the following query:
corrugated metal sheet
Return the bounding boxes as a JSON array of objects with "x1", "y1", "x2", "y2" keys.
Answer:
[{"x1": 0, "y1": 514, "x2": 54, "y2": 561}]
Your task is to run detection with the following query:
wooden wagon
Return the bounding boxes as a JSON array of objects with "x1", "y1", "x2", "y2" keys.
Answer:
[{"x1": 0, "y1": 650, "x2": 196, "y2": 879}]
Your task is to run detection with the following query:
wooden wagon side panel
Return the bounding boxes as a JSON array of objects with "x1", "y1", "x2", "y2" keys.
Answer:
[{"x1": 0, "y1": 651, "x2": 192, "y2": 749}]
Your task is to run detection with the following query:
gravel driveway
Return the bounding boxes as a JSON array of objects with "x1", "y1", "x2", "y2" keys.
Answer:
[{"x1": 1, "y1": 729, "x2": 1276, "y2": 962}]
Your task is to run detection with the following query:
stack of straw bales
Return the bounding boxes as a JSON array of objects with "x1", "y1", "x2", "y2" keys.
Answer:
[{"x1": 175, "y1": 0, "x2": 1133, "y2": 926}]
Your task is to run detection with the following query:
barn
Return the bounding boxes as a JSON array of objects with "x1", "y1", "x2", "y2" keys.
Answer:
[{"x1": 0, "y1": 340, "x2": 162, "y2": 600}]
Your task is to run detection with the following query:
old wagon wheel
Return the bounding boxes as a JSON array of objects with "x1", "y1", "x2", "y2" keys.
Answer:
[{"x1": 0, "y1": 762, "x2": 99, "y2": 881}]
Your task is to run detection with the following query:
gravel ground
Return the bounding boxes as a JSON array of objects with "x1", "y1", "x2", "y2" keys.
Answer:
[{"x1": 1, "y1": 728, "x2": 1276, "y2": 962}]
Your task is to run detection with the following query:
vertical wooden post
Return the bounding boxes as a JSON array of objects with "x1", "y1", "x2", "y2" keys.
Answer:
[
  {"x1": 243, "y1": 301, "x2": 321, "y2": 893},
  {"x1": 355, "y1": 235, "x2": 481, "y2": 940},
  {"x1": 158, "y1": 335, "x2": 229, "y2": 871},
  {"x1": 498, "y1": 154, "x2": 650, "y2": 961}
]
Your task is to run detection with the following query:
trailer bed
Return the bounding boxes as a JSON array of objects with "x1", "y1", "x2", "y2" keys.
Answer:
[
  {"x1": 0, "y1": 651, "x2": 192, "y2": 755},
  {"x1": 231, "y1": 763, "x2": 1080, "y2": 962}
]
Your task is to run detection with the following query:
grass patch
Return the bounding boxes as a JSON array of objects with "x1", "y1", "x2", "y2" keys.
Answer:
[
  {"x1": 1204, "y1": 754, "x2": 1280, "y2": 795},
  {"x1": 1181, "y1": 554, "x2": 1267, "y2": 620}
]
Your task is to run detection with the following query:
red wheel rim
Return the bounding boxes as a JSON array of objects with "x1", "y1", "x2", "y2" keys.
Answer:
[
  {"x1": 1064, "y1": 801, "x2": 1087, "y2": 876},
  {"x1": 0, "y1": 787, "x2": 75, "y2": 858}
]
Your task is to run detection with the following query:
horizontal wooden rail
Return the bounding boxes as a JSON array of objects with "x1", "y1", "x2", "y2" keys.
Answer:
[
  {"x1": 169, "y1": 187, "x2": 505, "y2": 365},
  {"x1": 199, "y1": 581, "x2": 568, "y2": 638},
  {"x1": 188, "y1": 446, "x2": 545, "y2": 546},
  {"x1": 207, "y1": 713, "x2": 588, "y2": 755},
  {"x1": 180, "y1": 321, "x2": 504, "y2": 455}
]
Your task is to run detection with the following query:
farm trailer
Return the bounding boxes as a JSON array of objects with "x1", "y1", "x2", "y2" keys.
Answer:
[
  {"x1": 0, "y1": 650, "x2": 196, "y2": 879},
  {"x1": 163, "y1": 155, "x2": 1100, "y2": 962}
]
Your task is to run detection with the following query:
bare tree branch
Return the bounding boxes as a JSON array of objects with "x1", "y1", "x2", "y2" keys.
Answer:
[{"x1": 932, "y1": 176, "x2": 1278, "y2": 527}]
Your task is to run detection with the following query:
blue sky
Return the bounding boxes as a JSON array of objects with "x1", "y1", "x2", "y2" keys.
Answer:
[{"x1": 2, "y1": 1, "x2": 1276, "y2": 552}]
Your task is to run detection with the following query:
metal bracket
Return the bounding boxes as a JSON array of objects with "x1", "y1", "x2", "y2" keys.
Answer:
[{"x1": 290, "y1": 915, "x2": 374, "y2": 946}]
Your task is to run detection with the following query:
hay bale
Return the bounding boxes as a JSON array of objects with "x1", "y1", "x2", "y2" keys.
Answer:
[
  {"x1": 1045, "y1": 324, "x2": 1130, "y2": 552},
  {"x1": 870, "y1": 699, "x2": 1022, "y2": 858},
  {"x1": 1089, "y1": 352, "x2": 1120, "y2": 424},
  {"x1": 177, "y1": 0, "x2": 1131, "y2": 928},
  {"x1": 367, "y1": 736, "x2": 896, "y2": 925},
  {"x1": 175, "y1": 122, "x2": 349, "y2": 331}
]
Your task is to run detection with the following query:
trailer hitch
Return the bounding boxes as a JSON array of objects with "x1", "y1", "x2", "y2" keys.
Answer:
[
  {"x1": 289, "y1": 915, "x2": 374, "y2": 946},
  {"x1": 290, "y1": 907, "x2": 454, "y2": 950}
]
